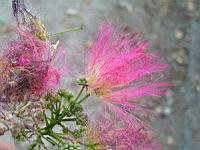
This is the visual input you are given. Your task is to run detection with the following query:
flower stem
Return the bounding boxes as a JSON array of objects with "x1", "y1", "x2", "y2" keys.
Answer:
[
  {"x1": 78, "y1": 93, "x2": 90, "y2": 104},
  {"x1": 49, "y1": 130, "x2": 65, "y2": 145},
  {"x1": 48, "y1": 27, "x2": 83, "y2": 37},
  {"x1": 61, "y1": 118, "x2": 76, "y2": 122},
  {"x1": 75, "y1": 84, "x2": 86, "y2": 101}
]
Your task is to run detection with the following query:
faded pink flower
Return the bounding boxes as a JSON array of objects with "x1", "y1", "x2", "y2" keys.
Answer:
[
  {"x1": 87, "y1": 113, "x2": 162, "y2": 150},
  {"x1": 86, "y1": 23, "x2": 169, "y2": 126},
  {"x1": 0, "y1": 25, "x2": 60, "y2": 106}
]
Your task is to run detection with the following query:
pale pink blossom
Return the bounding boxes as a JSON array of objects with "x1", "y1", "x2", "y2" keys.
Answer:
[{"x1": 87, "y1": 113, "x2": 162, "y2": 150}]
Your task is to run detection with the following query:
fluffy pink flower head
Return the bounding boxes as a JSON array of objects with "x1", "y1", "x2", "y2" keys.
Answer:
[
  {"x1": 0, "y1": 25, "x2": 60, "y2": 105},
  {"x1": 0, "y1": 0, "x2": 67, "y2": 113},
  {"x1": 86, "y1": 23, "x2": 169, "y2": 126},
  {"x1": 87, "y1": 23, "x2": 168, "y2": 96},
  {"x1": 86, "y1": 113, "x2": 162, "y2": 150}
]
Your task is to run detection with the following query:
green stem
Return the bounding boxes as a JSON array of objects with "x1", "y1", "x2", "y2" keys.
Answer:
[
  {"x1": 48, "y1": 27, "x2": 83, "y2": 37},
  {"x1": 75, "y1": 85, "x2": 86, "y2": 101},
  {"x1": 61, "y1": 118, "x2": 76, "y2": 122},
  {"x1": 49, "y1": 130, "x2": 65, "y2": 145},
  {"x1": 41, "y1": 115, "x2": 75, "y2": 131},
  {"x1": 58, "y1": 100, "x2": 62, "y2": 111},
  {"x1": 78, "y1": 93, "x2": 90, "y2": 104},
  {"x1": 50, "y1": 105, "x2": 55, "y2": 120},
  {"x1": 43, "y1": 111, "x2": 49, "y2": 126},
  {"x1": 42, "y1": 136, "x2": 57, "y2": 146}
]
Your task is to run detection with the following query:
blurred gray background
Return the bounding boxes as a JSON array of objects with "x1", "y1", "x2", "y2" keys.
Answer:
[{"x1": 0, "y1": 0, "x2": 200, "y2": 150}]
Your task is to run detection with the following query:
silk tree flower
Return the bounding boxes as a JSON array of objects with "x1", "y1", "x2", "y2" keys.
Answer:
[
  {"x1": 0, "y1": 26, "x2": 60, "y2": 107},
  {"x1": 0, "y1": 0, "x2": 67, "y2": 114},
  {"x1": 86, "y1": 114, "x2": 162, "y2": 150},
  {"x1": 86, "y1": 23, "x2": 169, "y2": 127}
]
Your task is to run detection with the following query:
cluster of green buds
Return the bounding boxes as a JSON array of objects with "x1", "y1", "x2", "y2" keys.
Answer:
[
  {"x1": 27, "y1": 85, "x2": 89, "y2": 149},
  {"x1": 64, "y1": 141, "x2": 81, "y2": 150}
]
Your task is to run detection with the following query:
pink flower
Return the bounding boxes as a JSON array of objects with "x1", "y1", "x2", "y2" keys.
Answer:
[
  {"x1": 86, "y1": 113, "x2": 162, "y2": 150},
  {"x1": 86, "y1": 23, "x2": 169, "y2": 126},
  {"x1": 0, "y1": 26, "x2": 60, "y2": 102}
]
